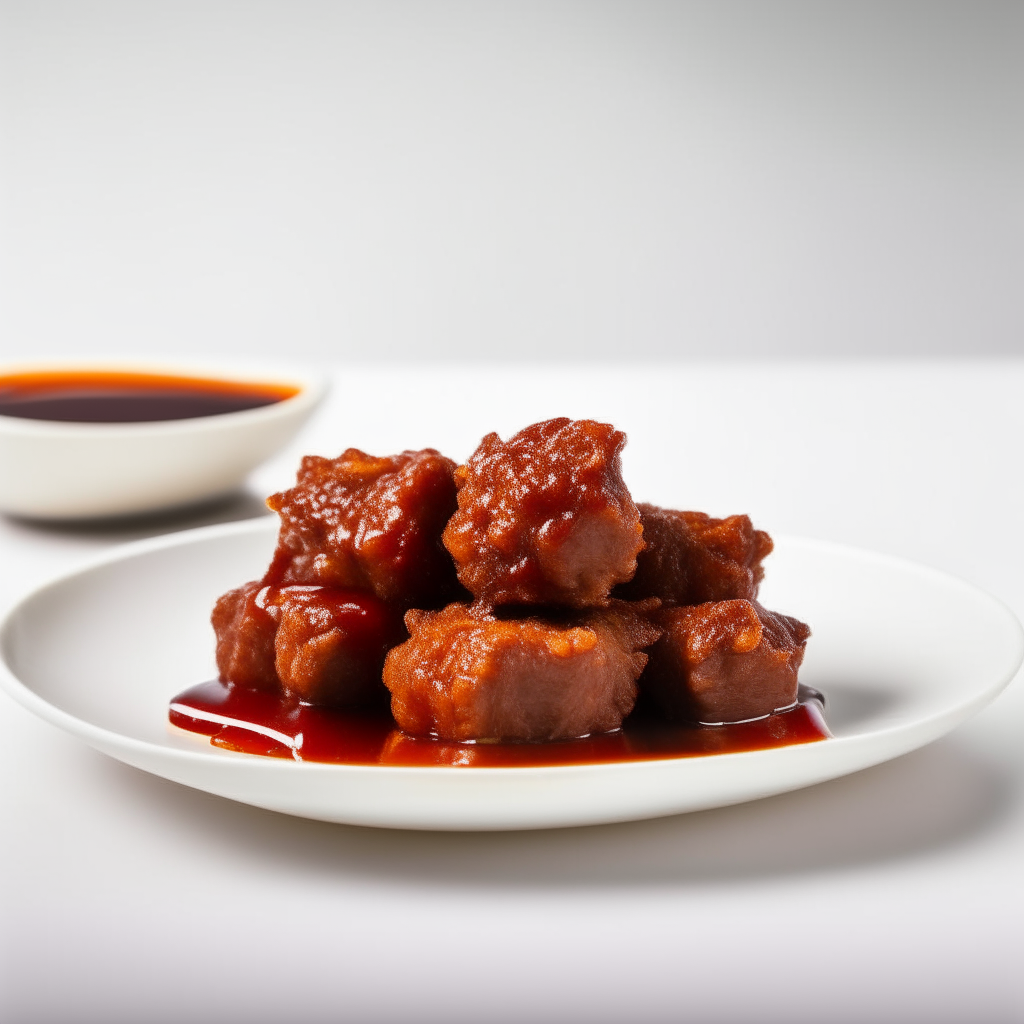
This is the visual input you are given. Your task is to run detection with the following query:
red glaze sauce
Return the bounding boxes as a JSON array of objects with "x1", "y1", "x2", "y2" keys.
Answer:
[
  {"x1": 169, "y1": 682, "x2": 829, "y2": 767},
  {"x1": 0, "y1": 370, "x2": 298, "y2": 423}
]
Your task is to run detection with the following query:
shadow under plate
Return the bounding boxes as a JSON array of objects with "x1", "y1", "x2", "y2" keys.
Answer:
[{"x1": 87, "y1": 734, "x2": 1014, "y2": 889}]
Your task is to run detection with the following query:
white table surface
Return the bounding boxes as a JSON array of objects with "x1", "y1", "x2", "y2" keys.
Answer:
[{"x1": 1, "y1": 362, "x2": 1022, "y2": 1024}]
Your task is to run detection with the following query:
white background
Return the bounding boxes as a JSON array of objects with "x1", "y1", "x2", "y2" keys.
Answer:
[
  {"x1": 1, "y1": 0, "x2": 1021, "y2": 364},
  {"x1": 1, "y1": 4, "x2": 1024, "y2": 1022}
]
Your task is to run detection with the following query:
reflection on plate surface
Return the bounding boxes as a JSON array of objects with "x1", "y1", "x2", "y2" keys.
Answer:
[{"x1": 1, "y1": 519, "x2": 1021, "y2": 830}]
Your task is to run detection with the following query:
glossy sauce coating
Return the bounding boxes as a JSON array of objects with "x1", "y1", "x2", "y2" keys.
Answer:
[
  {"x1": 265, "y1": 448, "x2": 462, "y2": 608},
  {"x1": 198, "y1": 418, "x2": 822, "y2": 757},
  {"x1": 0, "y1": 370, "x2": 296, "y2": 422},
  {"x1": 273, "y1": 587, "x2": 404, "y2": 706},
  {"x1": 443, "y1": 418, "x2": 644, "y2": 608},
  {"x1": 170, "y1": 681, "x2": 830, "y2": 766}
]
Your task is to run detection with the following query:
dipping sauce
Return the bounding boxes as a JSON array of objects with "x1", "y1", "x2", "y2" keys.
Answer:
[
  {"x1": 169, "y1": 681, "x2": 830, "y2": 768},
  {"x1": 0, "y1": 370, "x2": 299, "y2": 423}
]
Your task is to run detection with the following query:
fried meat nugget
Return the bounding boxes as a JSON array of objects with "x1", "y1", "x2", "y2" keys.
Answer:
[
  {"x1": 442, "y1": 418, "x2": 644, "y2": 608},
  {"x1": 642, "y1": 599, "x2": 810, "y2": 723},
  {"x1": 383, "y1": 601, "x2": 661, "y2": 741},
  {"x1": 212, "y1": 582, "x2": 404, "y2": 706},
  {"x1": 212, "y1": 581, "x2": 280, "y2": 691},
  {"x1": 616, "y1": 504, "x2": 773, "y2": 606},
  {"x1": 273, "y1": 587, "x2": 404, "y2": 707},
  {"x1": 264, "y1": 448, "x2": 461, "y2": 608}
]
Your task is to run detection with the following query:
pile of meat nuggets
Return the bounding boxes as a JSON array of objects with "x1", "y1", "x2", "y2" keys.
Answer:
[{"x1": 213, "y1": 418, "x2": 810, "y2": 743}]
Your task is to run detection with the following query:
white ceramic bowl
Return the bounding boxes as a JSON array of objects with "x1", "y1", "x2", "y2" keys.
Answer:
[{"x1": 0, "y1": 361, "x2": 327, "y2": 520}]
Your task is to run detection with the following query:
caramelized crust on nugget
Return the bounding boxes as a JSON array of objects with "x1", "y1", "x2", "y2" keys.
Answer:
[
  {"x1": 616, "y1": 504, "x2": 773, "y2": 607},
  {"x1": 273, "y1": 587, "x2": 405, "y2": 707},
  {"x1": 264, "y1": 448, "x2": 461, "y2": 609},
  {"x1": 442, "y1": 418, "x2": 644, "y2": 608},
  {"x1": 384, "y1": 601, "x2": 661, "y2": 741},
  {"x1": 642, "y1": 600, "x2": 810, "y2": 724}
]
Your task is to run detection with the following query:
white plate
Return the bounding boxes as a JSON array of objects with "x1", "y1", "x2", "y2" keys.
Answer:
[{"x1": 1, "y1": 518, "x2": 1021, "y2": 831}]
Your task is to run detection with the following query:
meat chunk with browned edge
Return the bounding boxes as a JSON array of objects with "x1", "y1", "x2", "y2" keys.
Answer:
[
  {"x1": 212, "y1": 581, "x2": 279, "y2": 691},
  {"x1": 615, "y1": 504, "x2": 773, "y2": 607},
  {"x1": 383, "y1": 601, "x2": 661, "y2": 741},
  {"x1": 641, "y1": 599, "x2": 810, "y2": 723},
  {"x1": 442, "y1": 418, "x2": 644, "y2": 608},
  {"x1": 264, "y1": 448, "x2": 461, "y2": 609},
  {"x1": 273, "y1": 587, "x2": 405, "y2": 706}
]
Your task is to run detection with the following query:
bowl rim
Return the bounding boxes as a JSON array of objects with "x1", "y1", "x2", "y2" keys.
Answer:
[{"x1": 0, "y1": 358, "x2": 329, "y2": 437}]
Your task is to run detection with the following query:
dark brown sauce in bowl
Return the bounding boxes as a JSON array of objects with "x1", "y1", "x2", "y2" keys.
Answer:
[
  {"x1": 169, "y1": 681, "x2": 829, "y2": 767},
  {"x1": 0, "y1": 370, "x2": 300, "y2": 423}
]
